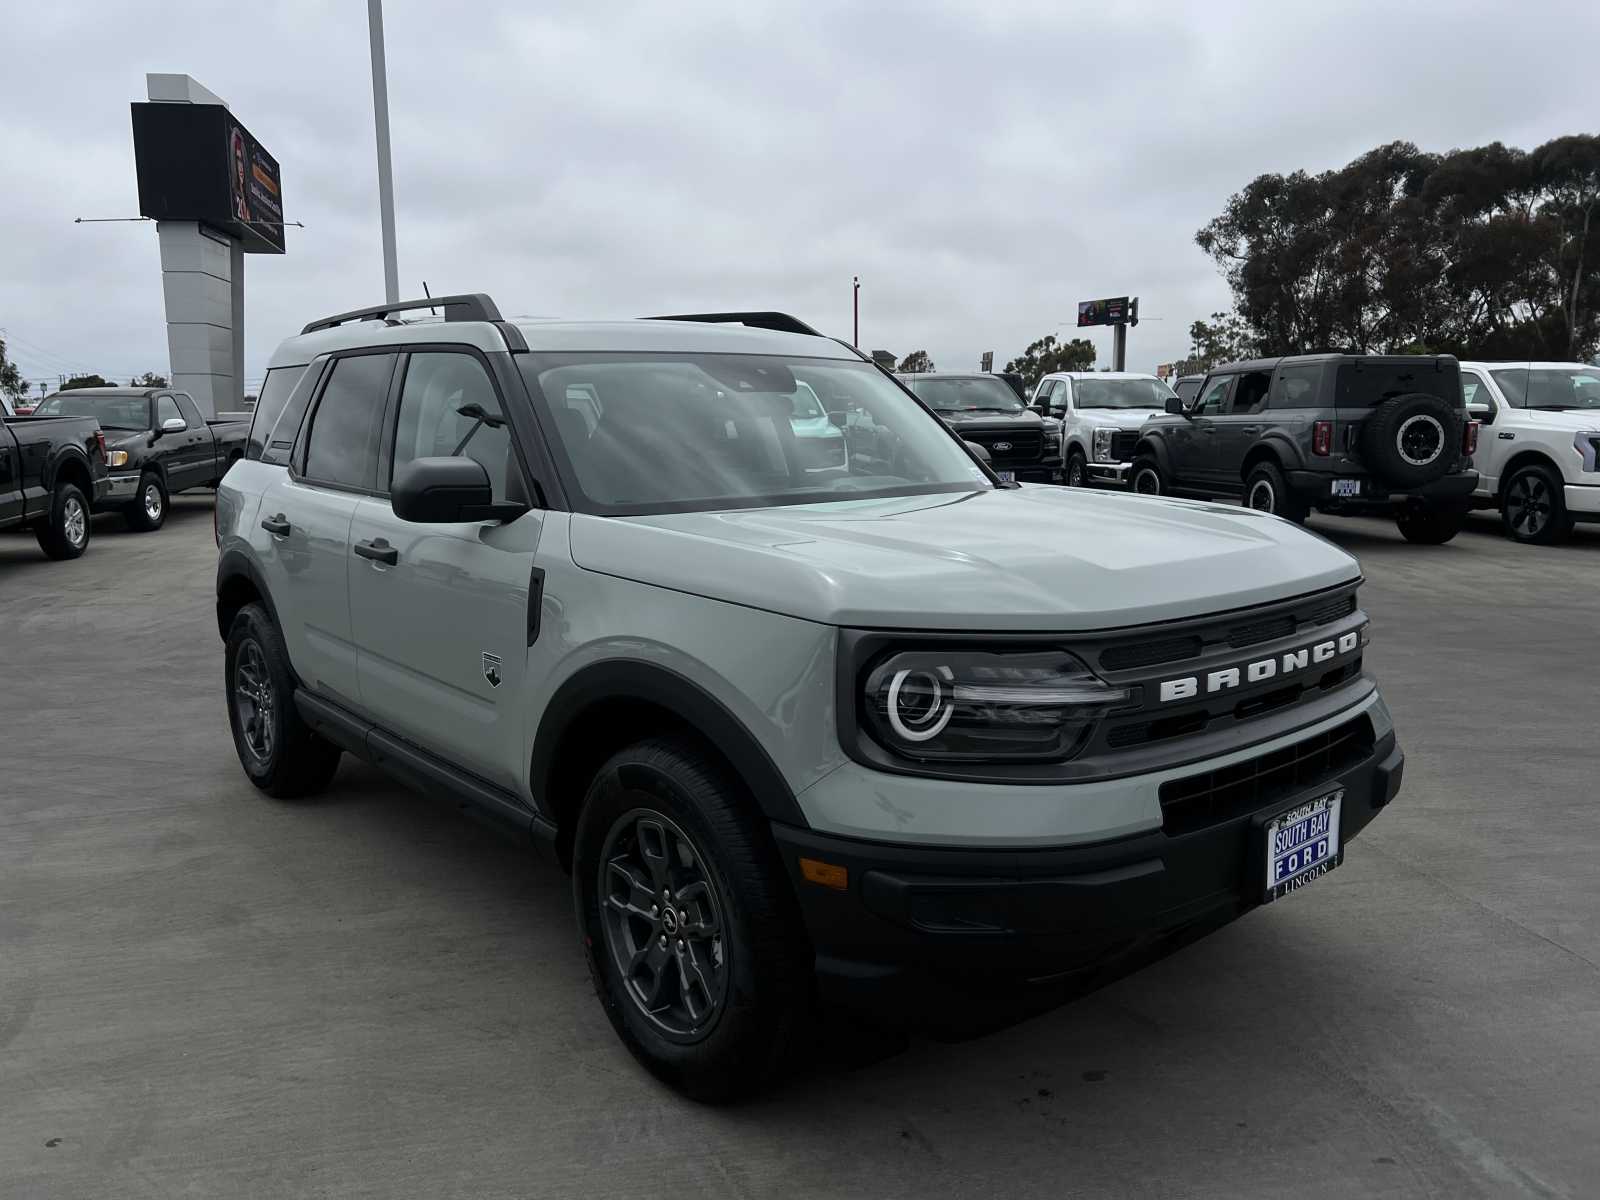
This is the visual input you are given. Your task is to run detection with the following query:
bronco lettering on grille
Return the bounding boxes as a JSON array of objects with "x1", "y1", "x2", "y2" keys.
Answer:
[{"x1": 1158, "y1": 629, "x2": 1362, "y2": 703}]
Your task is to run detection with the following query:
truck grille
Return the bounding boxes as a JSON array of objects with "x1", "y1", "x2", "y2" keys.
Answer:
[
  {"x1": 1109, "y1": 431, "x2": 1139, "y2": 462},
  {"x1": 1158, "y1": 714, "x2": 1375, "y2": 835},
  {"x1": 965, "y1": 429, "x2": 1042, "y2": 464}
]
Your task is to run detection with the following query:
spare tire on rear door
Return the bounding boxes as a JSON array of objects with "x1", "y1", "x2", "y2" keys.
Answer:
[{"x1": 1359, "y1": 393, "x2": 1459, "y2": 488}]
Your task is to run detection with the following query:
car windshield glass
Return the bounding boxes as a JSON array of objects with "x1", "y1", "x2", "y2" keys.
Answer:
[
  {"x1": 30, "y1": 393, "x2": 148, "y2": 428},
  {"x1": 1490, "y1": 367, "x2": 1600, "y2": 410},
  {"x1": 906, "y1": 376, "x2": 1025, "y2": 413},
  {"x1": 789, "y1": 381, "x2": 824, "y2": 420},
  {"x1": 522, "y1": 353, "x2": 991, "y2": 515},
  {"x1": 1074, "y1": 378, "x2": 1176, "y2": 409}
]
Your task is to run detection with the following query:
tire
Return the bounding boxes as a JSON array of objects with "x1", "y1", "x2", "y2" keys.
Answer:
[
  {"x1": 1244, "y1": 461, "x2": 1309, "y2": 523},
  {"x1": 1131, "y1": 455, "x2": 1165, "y2": 496},
  {"x1": 1500, "y1": 464, "x2": 1572, "y2": 545},
  {"x1": 225, "y1": 603, "x2": 342, "y2": 798},
  {"x1": 33, "y1": 481, "x2": 91, "y2": 560},
  {"x1": 1360, "y1": 394, "x2": 1460, "y2": 488},
  {"x1": 1064, "y1": 449, "x2": 1088, "y2": 487},
  {"x1": 1395, "y1": 501, "x2": 1468, "y2": 545},
  {"x1": 573, "y1": 737, "x2": 811, "y2": 1102},
  {"x1": 124, "y1": 472, "x2": 168, "y2": 532}
]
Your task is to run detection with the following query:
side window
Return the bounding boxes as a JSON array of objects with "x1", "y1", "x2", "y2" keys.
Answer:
[
  {"x1": 1229, "y1": 371, "x2": 1272, "y2": 414},
  {"x1": 301, "y1": 353, "x2": 395, "y2": 490},
  {"x1": 1051, "y1": 380, "x2": 1071, "y2": 411},
  {"x1": 156, "y1": 395, "x2": 183, "y2": 428},
  {"x1": 173, "y1": 393, "x2": 203, "y2": 427},
  {"x1": 391, "y1": 352, "x2": 516, "y2": 502},
  {"x1": 249, "y1": 364, "x2": 310, "y2": 462},
  {"x1": 1194, "y1": 376, "x2": 1231, "y2": 416},
  {"x1": 1462, "y1": 374, "x2": 1496, "y2": 412},
  {"x1": 1269, "y1": 365, "x2": 1322, "y2": 409}
]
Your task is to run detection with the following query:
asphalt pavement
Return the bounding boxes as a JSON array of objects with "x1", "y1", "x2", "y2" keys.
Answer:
[{"x1": 2, "y1": 496, "x2": 1597, "y2": 1198}]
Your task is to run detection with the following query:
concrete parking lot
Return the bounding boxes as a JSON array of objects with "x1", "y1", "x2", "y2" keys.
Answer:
[{"x1": 2, "y1": 496, "x2": 1597, "y2": 1198}]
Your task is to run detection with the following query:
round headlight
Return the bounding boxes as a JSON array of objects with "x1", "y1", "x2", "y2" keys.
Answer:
[{"x1": 886, "y1": 665, "x2": 955, "y2": 742}]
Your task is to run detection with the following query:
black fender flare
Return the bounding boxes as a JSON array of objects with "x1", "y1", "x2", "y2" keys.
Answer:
[
  {"x1": 215, "y1": 548, "x2": 282, "y2": 640},
  {"x1": 1241, "y1": 433, "x2": 1303, "y2": 479},
  {"x1": 1134, "y1": 431, "x2": 1173, "y2": 475},
  {"x1": 530, "y1": 659, "x2": 808, "y2": 829}
]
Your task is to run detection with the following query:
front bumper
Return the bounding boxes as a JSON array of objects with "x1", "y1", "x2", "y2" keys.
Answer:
[
  {"x1": 1565, "y1": 483, "x2": 1600, "y2": 518},
  {"x1": 1087, "y1": 460, "x2": 1132, "y2": 484},
  {"x1": 995, "y1": 453, "x2": 1062, "y2": 484},
  {"x1": 773, "y1": 727, "x2": 1402, "y2": 1026},
  {"x1": 99, "y1": 473, "x2": 141, "y2": 506},
  {"x1": 1287, "y1": 469, "x2": 1478, "y2": 505}
]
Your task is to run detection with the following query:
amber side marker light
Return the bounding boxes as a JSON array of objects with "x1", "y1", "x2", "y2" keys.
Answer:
[{"x1": 799, "y1": 858, "x2": 849, "y2": 891}]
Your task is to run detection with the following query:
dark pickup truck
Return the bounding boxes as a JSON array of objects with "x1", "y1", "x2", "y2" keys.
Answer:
[
  {"x1": 899, "y1": 371, "x2": 1063, "y2": 483},
  {"x1": 31, "y1": 387, "x2": 249, "y2": 532},
  {"x1": 1, "y1": 393, "x2": 110, "y2": 559}
]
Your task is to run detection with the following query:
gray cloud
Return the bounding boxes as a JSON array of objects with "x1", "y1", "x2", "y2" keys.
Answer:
[{"x1": 2, "y1": 0, "x2": 1595, "y2": 393}]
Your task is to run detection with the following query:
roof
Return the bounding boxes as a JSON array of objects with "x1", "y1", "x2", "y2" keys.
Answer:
[
  {"x1": 52, "y1": 387, "x2": 157, "y2": 397},
  {"x1": 1459, "y1": 360, "x2": 1597, "y2": 370},
  {"x1": 1040, "y1": 371, "x2": 1168, "y2": 382},
  {"x1": 267, "y1": 315, "x2": 851, "y2": 370}
]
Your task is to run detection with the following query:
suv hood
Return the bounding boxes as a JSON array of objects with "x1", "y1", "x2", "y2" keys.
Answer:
[
  {"x1": 1502, "y1": 409, "x2": 1600, "y2": 432},
  {"x1": 1075, "y1": 408, "x2": 1163, "y2": 430},
  {"x1": 569, "y1": 488, "x2": 1359, "y2": 631},
  {"x1": 935, "y1": 409, "x2": 1042, "y2": 433}
]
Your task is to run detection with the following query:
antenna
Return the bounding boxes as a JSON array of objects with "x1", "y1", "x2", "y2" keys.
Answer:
[{"x1": 422, "y1": 281, "x2": 436, "y2": 315}]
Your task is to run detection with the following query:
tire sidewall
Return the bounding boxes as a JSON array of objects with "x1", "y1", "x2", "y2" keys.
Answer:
[
  {"x1": 1066, "y1": 450, "x2": 1087, "y2": 487},
  {"x1": 225, "y1": 606, "x2": 292, "y2": 785},
  {"x1": 130, "y1": 473, "x2": 167, "y2": 532},
  {"x1": 39, "y1": 482, "x2": 91, "y2": 559},
  {"x1": 1501, "y1": 466, "x2": 1568, "y2": 544},
  {"x1": 1362, "y1": 394, "x2": 1458, "y2": 488},
  {"x1": 1131, "y1": 457, "x2": 1163, "y2": 496}
]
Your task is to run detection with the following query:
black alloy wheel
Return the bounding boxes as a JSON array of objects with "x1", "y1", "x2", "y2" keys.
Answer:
[
  {"x1": 598, "y1": 810, "x2": 729, "y2": 1039},
  {"x1": 1066, "y1": 451, "x2": 1087, "y2": 487},
  {"x1": 232, "y1": 638, "x2": 276, "y2": 764},
  {"x1": 1501, "y1": 465, "x2": 1571, "y2": 545}
]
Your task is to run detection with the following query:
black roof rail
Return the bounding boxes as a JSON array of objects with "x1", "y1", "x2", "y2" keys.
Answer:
[
  {"x1": 645, "y1": 311, "x2": 825, "y2": 337},
  {"x1": 301, "y1": 293, "x2": 503, "y2": 335}
]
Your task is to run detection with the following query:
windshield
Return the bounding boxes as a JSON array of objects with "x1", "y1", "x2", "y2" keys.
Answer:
[
  {"x1": 1074, "y1": 377, "x2": 1176, "y2": 409},
  {"x1": 906, "y1": 376, "x2": 1025, "y2": 413},
  {"x1": 522, "y1": 354, "x2": 991, "y2": 515},
  {"x1": 789, "y1": 381, "x2": 824, "y2": 420},
  {"x1": 1490, "y1": 367, "x2": 1600, "y2": 410},
  {"x1": 32, "y1": 393, "x2": 148, "y2": 429}
]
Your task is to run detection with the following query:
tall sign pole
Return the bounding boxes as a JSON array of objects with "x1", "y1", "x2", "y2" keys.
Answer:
[
  {"x1": 367, "y1": 0, "x2": 399, "y2": 304},
  {"x1": 853, "y1": 276, "x2": 860, "y2": 346}
]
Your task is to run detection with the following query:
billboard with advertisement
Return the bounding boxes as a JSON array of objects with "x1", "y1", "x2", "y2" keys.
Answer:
[
  {"x1": 1077, "y1": 296, "x2": 1129, "y2": 327},
  {"x1": 131, "y1": 102, "x2": 285, "y2": 253}
]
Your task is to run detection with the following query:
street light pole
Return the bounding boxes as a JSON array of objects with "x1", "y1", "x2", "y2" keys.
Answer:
[
  {"x1": 853, "y1": 276, "x2": 859, "y2": 347},
  {"x1": 367, "y1": 0, "x2": 399, "y2": 304}
]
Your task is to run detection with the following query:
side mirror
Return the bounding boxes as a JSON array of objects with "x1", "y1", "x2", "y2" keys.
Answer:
[
  {"x1": 827, "y1": 410, "x2": 847, "y2": 429},
  {"x1": 158, "y1": 417, "x2": 187, "y2": 435},
  {"x1": 964, "y1": 440, "x2": 992, "y2": 464},
  {"x1": 391, "y1": 456, "x2": 525, "y2": 524},
  {"x1": 1030, "y1": 401, "x2": 1049, "y2": 416},
  {"x1": 1164, "y1": 397, "x2": 1186, "y2": 416},
  {"x1": 1467, "y1": 402, "x2": 1493, "y2": 424}
]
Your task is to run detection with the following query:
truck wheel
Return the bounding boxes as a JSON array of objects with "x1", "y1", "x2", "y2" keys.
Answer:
[
  {"x1": 1065, "y1": 449, "x2": 1087, "y2": 487},
  {"x1": 1501, "y1": 464, "x2": 1572, "y2": 545},
  {"x1": 1131, "y1": 456, "x2": 1165, "y2": 496},
  {"x1": 573, "y1": 737, "x2": 811, "y2": 1102},
  {"x1": 1245, "y1": 462, "x2": 1309, "y2": 524},
  {"x1": 225, "y1": 603, "x2": 342, "y2": 798},
  {"x1": 124, "y1": 472, "x2": 168, "y2": 532},
  {"x1": 1395, "y1": 501, "x2": 1468, "y2": 545},
  {"x1": 34, "y1": 481, "x2": 92, "y2": 560}
]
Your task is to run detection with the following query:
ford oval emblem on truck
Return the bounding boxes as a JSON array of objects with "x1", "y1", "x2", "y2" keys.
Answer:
[{"x1": 992, "y1": 441, "x2": 1012, "y2": 451}]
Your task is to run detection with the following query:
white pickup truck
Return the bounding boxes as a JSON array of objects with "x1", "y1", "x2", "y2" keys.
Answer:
[
  {"x1": 1029, "y1": 371, "x2": 1177, "y2": 487},
  {"x1": 1458, "y1": 361, "x2": 1600, "y2": 544}
]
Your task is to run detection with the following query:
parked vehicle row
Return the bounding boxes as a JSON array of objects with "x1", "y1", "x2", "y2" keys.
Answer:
[{"x1": 217, "y1": 295, "x2": 1403, "y2": 1101}]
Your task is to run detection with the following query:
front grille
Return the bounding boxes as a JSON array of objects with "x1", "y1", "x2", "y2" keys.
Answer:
[
  {"x1": 1106, "y1": 659, "x2": 1362, "y2": 749},
  {"x1": 1227, "y1": 614, "x2": 1296, "y2": 649},
  {"x1": 1158, "y1": 714, "x2": 1375, "y2": 836},
  {"x1": 1100, "y1": 635, "x2": 1203, "y2": 672},
  {"x1": 1109, "y1": 431, "x2": 1139, "y2": 462},
  {"x1": 1304, "y1": 593, "x2": 1357, "y2": 627},
  {"x1": 966, "y1": 429, "x2": 1043, "y2": 464}
]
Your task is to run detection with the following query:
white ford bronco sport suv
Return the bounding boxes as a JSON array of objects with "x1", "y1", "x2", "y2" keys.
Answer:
[
  {"x1": 1458, "y1": 361, "x2": 1600, "y2": 544},
  {"x1": 216, "y1": 295, "x2": 1404, "y2": 1100}
]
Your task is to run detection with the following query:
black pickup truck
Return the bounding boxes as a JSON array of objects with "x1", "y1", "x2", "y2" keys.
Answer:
[
  {"x1": 1, "y1": 393, "x2": 110, "y2": 559},
  {"x1": 31, "y1": 387, "x2": 249, "y2": 532}
]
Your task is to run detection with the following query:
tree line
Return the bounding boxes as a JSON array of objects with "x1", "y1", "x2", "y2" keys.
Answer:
[{"x1": 1195, "y1": 134, "x2": 1600, "y2": 362}]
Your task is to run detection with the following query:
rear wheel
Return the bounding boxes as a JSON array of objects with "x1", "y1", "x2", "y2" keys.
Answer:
[
  {"x1": 1501, "y1": 464, "x2": 1572, "y2": 545},
  {"x1": 225, "y1": 603, "x2": 342, "y2": 797},
  {"x1": 1065, "y1": 449, "x2": 1087, "y2": 487},
  {"x1": 124, "y1": 472, "x2": 167, "y2": 532},
  {"x1": 1131, "y1": 456, "x2": 1164, "y2": 496},
  {"x1": 573, "y1": 737, "x2": 811, "y2": 1102},
  {"x1": 34, "y1": 481, "x2": 91, "y2": 560},
  {"x1": 1395, "y1": 501, "x2": 1468, "y2": 545},
  {"x1": 1244, "y1": 461, "x2": 1309, "y2": 523}
]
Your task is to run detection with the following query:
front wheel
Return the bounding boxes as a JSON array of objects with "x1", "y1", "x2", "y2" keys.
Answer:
[
  {"x1": 1395, "y1": 501, "x2": 1468, "y2": 545},
  {"x1": 1131, "y1": 455, "x2": 1165, "y2": 496},
  {"x1": 1244, "y1": 462, "x2": 1309, "y2": 523},
  {"x1": 34, "y1": 481, "x2": 91, "y2": 560},
  {"x1": 1501, "y1": 465, "x2": 1572, "y2": 545},
  {"x1": 573, "y1": 737, "x2": 811, "y2": 1102},
  {"x1": 124, "y1": 472, "x2": 167, "y2": 532},
  {"x1": 225, "y1": 603, "x2": 342, "y2": 797},
  {"x1": 1064, "y1": 450, "x2": 1087, "y2": 487}
]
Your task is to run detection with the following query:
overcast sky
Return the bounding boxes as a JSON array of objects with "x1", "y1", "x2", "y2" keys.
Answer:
[{"x1": 2, "y1": 0, "x2": 1596, "y2": 394}]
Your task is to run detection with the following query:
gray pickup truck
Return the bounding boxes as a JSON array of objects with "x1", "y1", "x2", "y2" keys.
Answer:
[
  {"x1": 1, "y1": 394, "x2": 110, "y2": 559},
  {"x1": 32, "y1": 387, "x2": 248, "y2": 531},
  {"x1": 217, "y1": 296, "x2": 1404, "y2": 1101}
]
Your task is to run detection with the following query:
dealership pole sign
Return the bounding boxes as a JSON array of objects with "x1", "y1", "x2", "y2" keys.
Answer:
[
  {"x1": 1078, "y1": 296, "x2": 1130, "y2": 327},
  {"x1": 131, "y1": 103, "x2": 286, "y2": 253}
]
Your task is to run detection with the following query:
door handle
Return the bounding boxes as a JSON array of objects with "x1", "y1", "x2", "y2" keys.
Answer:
[
  {"x1": 1241, "y1": 426, "x2": 1261, "y2": 436},
  {"x1": 260, "y1": 513, "x2": 291, "y2": 536},
  {"x1": 354, "y1": 537, "x2": 398, "y2": 566}
]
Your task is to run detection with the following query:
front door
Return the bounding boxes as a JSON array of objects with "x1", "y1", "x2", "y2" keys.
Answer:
[
  {"x1": 253, "y1": 352, "x2": 397, "y2": 708},
  {"x1": 1170, "y1": 375, "x2": 1232, "y2": 486},
  {"x1": 172, "y1": 393, "x2": 214, "y2": 488},
  {"x1": 1209, "y1": 369, "x2": 1272, "y2": 492},
  {"x1": 1461, "y1": 370, "x2": 1503, "y2": 495},
  {"x1": 347, "y1": 349, "x2": 545, "y2": 790}
]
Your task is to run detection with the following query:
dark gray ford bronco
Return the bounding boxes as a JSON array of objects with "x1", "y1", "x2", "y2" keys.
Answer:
[{"x1": 1131, "y1": 354, "x2": 1480, "y2": 543}]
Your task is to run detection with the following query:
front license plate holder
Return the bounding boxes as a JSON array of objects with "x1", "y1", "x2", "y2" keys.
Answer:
[
  {"x1": 995, "y1": 470, "x2": 1016, "y2": 483},
  {"x1": 1254, "y1": 788, "x2": 1344, "y2": 904},
  {"x1": 1331, "y1": 478, "x2": 1361, "y2": 498}
]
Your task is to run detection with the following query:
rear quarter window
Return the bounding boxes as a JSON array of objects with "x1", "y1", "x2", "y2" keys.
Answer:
[
  {"x1": 250, "y1": 365, "x2": 312, "y2": 464},
  {"x1": 1268, "y1": 364, "x2": 1324, "y2": 409},
  {"x1": 1335, "y1": 361, "x2": 1461, "y2": 409}
]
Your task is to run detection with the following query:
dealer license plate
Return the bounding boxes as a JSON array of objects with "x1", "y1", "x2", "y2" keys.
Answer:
[
  {"x1": 995, "y1": 470, "x2": 1015, "y2": 483},
  {"x1": 1331, "y1": 478, "x2": 1361, "y2": 498},
  {"x1": 1263, "y1": 789, "x2": 1343, "y2": 902}
]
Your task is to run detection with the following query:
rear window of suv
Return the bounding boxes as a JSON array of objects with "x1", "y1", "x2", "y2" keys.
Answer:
[{"x1": 1335, "y1": 361, "x2": 1460, "y2": 409}]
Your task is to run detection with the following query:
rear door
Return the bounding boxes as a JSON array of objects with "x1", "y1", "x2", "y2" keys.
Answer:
[
  {"x1": 347, "y1": 348, "x2": 544, "y2": 789},
  {"x1": 255, "y1": 351, "x2": 396, "y2": 707}
]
